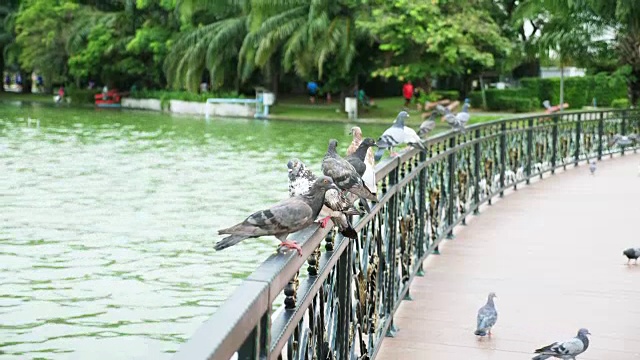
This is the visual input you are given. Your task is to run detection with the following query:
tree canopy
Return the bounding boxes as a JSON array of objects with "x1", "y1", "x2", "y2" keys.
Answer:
[{"x1": 1, "y1": 0, "x2": 639, "y2": 104}]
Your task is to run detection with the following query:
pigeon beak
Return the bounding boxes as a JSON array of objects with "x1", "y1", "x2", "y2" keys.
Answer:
[
  {"x1": 329, "y1": 183, "x2": 339, "y2": 191},
  {"x1": 587, "y1": 331, "x2": 592, "y2": 335}
]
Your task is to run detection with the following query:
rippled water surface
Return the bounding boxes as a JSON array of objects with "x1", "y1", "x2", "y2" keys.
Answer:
[{"x1": 0, "y1": 101, "x2": 390, "y2": 359}]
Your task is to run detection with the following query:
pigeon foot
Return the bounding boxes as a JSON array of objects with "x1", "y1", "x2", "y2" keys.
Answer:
[
  {"x1": 319, "y1": 216, "x2": 332, "y2": 228},
  {"x1": 280, "y1": 240, "x2": 303, "y2": 256}
]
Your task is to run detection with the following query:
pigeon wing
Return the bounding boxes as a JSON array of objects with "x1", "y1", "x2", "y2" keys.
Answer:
[
  {"x1": 535, "y1": 337, "x2": 584, "y2": 356},
  {"x1": 377, "y1": 126, "x2": 405, "y2": 148},
  {"x1": 219, "y1": 197, "x2": 313, "y2": 237},
  {"x1": 476, "y1": 305, "x2": 497, "y2": 331}
]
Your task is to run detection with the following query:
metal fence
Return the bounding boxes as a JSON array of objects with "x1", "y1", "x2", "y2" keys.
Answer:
[{"x1": 172, "y1": 109, "x2": 640, "y2": 360}]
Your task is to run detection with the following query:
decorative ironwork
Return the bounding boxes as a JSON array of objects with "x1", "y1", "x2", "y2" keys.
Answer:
[{"x1": 171, "y1": 109, "x2": 640, "y2": 360}]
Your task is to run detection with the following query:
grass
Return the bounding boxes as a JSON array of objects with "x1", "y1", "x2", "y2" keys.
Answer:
[
  {"x1": 271, "y1": 95, "x2": 512, "y2": 126},
  {"x1": 0, "y1": 91, "x2": 524, "y2": 128}
]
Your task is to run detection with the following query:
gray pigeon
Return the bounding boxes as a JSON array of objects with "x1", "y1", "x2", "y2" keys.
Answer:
[
  {"x1": 532, "y1": 328, "x2": 591, "y2": 360},
  {"x1": 215, "y1": 176, "x2": 338, "y2": 256},
  {"x1": 418, "y1": 112, "x2": 437, "y2": 137},
  {"x1": 345, "y1": 138, "x2": 377, "y2": 177},
  {"x1": 322, "y1": 139, "x2": 378, "y2": 212},
  {"x1": 437, "y1": 98, "x2": 470, "y2": 132},
  {"x1": 374, "y1": 111, "x2": 427, "y2": 161},
  {"x1": 623, "y1": 247, "x2": 640, "y2": 264},
  {"x1": 589, "y1": 161, "x2": 596, "y2": 175},
  {"x1": 474, "y1": 292, "x2": 498, "y2": 337},
  {"x1": 608, "y1": 133, "x2": 639, "y2": 147},
  {"x1": 287, "y1": 158, "x2": 358, "y2": 239}
]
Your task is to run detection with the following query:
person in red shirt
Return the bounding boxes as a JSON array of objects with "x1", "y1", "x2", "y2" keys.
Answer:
[{"x1": 402, "y1": 81, "x2": 414, "y2": 107}]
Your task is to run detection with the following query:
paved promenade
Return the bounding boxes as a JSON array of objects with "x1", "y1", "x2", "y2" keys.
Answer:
[{"x1": 377, "y1": 153, "x2": 640, "y2": 360}]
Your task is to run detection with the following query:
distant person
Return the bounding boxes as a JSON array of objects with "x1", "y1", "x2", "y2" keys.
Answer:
[
  {"x1": 200, "y1": 81, "x2": 208, "y2": 93},
  {"x1": 403, "y1": 80, "x2": 414, "y2": 107},
  {"x1": 15, "y1": 73, "x2": 22, "y2": 86},
  {"x1": 36, "y1": 75, "x2": 44, "y2": 92},
  {"x1": 307, "y1": 81, "x2": 319, "y2": 104},
  {"x1": 102, "y1": 85, "x2": 109, "y2": 100},
  {"x1": 56, "y1": 86, "x2": 65, "y2": 103},
  {"x1": 88, "y1": 80, "x2": 95, "y2": 89},
  {"x1": 4, "y1": 74, "x2": 10, "y2": 87}
]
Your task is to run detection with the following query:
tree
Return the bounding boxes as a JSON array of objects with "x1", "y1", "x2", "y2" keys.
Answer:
[
  {"x1": 359, "y1": 0, "x2": 511, "y2": 97},
  {"x1": 0, "y1": 0, "x2": 20, "y2": 92}
]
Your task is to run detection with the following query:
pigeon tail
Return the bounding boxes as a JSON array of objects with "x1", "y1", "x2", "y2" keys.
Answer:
[
  {"x1": 340, "y1": 223, "x2": 358, "y2": 239},
  {"x1": 474, "y1": 329, "x2": 488, "y2": 336},
  {"x1": 409, "y1": 141, "x2": 427, "y2": 152},
  {"x1": 531, "y1": 355, "x2": 551, "y2": 360},
  {"x1": 214, "y1": 234, "x2": 250, "y2": 251},
  {"x1": 374, "y1": 148, "x2": 385, "y2": 161}
]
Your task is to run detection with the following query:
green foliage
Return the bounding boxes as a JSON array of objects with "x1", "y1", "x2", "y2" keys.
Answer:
[
  {"x1": 129, "y1": 89, "x2": 242, "y2": 102},
  {"x1": 519, "y1": 74, "x2": 627, "y2": 109},
  {"x1": 65, "y1": 87, "x2": 98, "y2": 103},
  {"x1": 360, "y1": 0, "x2": 512, "y2": 81},
  {"x1": 611, "y1": 98, "x2": 629, "y2": 108},
  {"x1": 473, "y1": 88, "x2": 539, "y2": 112},
  {"x1": 432, "y1": 90, "x2": 460, "y2": 101}
]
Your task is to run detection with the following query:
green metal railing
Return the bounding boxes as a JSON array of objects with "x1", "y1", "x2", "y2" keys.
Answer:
[{"x1": 172, "y1": 109, "x2": 640, "y2": 360}]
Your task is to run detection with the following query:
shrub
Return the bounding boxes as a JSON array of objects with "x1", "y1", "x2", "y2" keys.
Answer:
[
  {"x1": 66, "y1": 88, "x2": 97, "y2": 104},
  {"x1": 519, "y1": 74, "x2": 626, "y2": 109},
  {"x1": 611, "y1": 98, "x2": 629, "y2": 108},
  {"x1": 432, "y1": 90, "x2": 460, "y2": 101},
  {"x1": 129, "y1": 90, "x2": 242, "y2": 102},
  {"x1": 469, "y1": 92, "x2": 484, "y2": 108}
]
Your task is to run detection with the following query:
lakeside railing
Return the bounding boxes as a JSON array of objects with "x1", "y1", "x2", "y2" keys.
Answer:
[{"x1": 172, "y1": 109, "x2": 640, "y2": 360}]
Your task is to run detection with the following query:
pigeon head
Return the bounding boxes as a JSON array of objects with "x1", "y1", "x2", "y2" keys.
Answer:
[
  {"x1": 464, "y1": 98, "x2": 470, "y2": 104},
  {"x1": 360, "y1": 137, "x2": 377, "y2": 148},
  {"x1": 311, "y1": 176, "x2": 339, "y2": 192},
  {"x1": 327, "y1": 139, "x2": 338, "y2": 153},
  {"x1": 349, "y1": 126, "x2": 363, "y2": 138},
  {"x1": 287, "y1": 158, "x2": 305, "y2": 178},
  {"x1": 488, "y1": 292, "x2": 497, "y2": 299},
  {"x1": 394, "y1": 111, "x2": 409, "y2": 126},
  {"x1": 577, "y1": 328, "x2": 591, "y2": 336}
]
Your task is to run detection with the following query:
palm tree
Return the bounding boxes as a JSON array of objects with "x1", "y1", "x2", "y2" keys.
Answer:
[{"x1": 164, "y1": 0, "x2": 249, "y2": 92}]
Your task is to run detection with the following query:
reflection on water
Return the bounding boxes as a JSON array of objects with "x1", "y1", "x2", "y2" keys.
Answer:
[{"x1": 0, "y1": 102, "x2": 390, "y2": 359}]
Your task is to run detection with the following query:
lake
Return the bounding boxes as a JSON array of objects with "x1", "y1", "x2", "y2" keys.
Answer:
[{"x1": 0, "y1": 100, "x2": 391, "y2": 359}]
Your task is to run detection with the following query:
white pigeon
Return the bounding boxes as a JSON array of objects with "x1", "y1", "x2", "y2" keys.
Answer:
[
  {"x1": 374, "y1": 111, "x2": 427, "y2": 161},
  {"x1": 532, "y1": 328, "x2": 591, "y2": 360}
]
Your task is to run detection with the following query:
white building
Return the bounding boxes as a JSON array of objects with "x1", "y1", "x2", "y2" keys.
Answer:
[{"x1": 540, "y1": 66, "x2": 586, "y2": 79}]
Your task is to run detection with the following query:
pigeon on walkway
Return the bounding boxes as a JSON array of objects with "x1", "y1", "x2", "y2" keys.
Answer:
[
  {"x1": 532, "y1": 328, "x2": 591, "y2": 360},
  {"x1": 437, "y1": 98, "x2": 470, "y2": 132},
  {"x1": 418, "y1": 112, "x2": 437, "y2": 138},
  {"x1": 374, "y1": 111, "x2": 427, "y2": 161},
  {"x1": 608, "y1": 133, "x2": 639, "y2": 147},
  {"x1": 474, "y1": 292, "x2": 498, "y2": 337},
  {"x1": 322, "y1": 139, "x2": 378, "y2": 212},
  {"x1": 623, "y1": 247, "x2": 640, "y2": 265},
  {"x1": 287, "y1": 158, "x2": 358, "y2": 239},
  {"x1": 215, "y1": 176, "x2": 338, "y2": 256},
  {"x1": 589, "y1": 161, "x2": 596, "y2": 175}
]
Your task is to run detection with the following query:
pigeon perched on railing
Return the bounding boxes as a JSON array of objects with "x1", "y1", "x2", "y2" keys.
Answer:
[
  {"x1": 589, "y1": 161, "x2": 596, "y2": 175},
  {"x1": 322, "y1": 139, "x2": 378, "y2": 212},
  {"x1": 474, "y1": 292, "x2": 498, "y2": 338},
  {"x1": 608, "y1": 133, "x2": 639, "y2": 147},
  {"x1": 287, "y1": 158, "x2": 358, "y2": 239},
  {"x1": 347, "y1": 126, "x2": 375, "y2": 165},
  {"x1": 532, "y1": 328, "x2": 591, "y2": 360},
  {"x1": 215, "y1": 176, "x2": 338, "y2": 256},
  {"x1": 418, "y1": 112, "x2": 437, "y2": 138},
  {"x1": 623, "y1": 247, "x2": 640, "y2": 265},
  {"x1": 374, "y1": 111, "x2": 427, "y2": 161},
  {"x1": 437, "y1": 98, "x2": 470, "y2": 132},
  {"x1": 346, "y1": 137, "x2": 378, "y2": 195}
]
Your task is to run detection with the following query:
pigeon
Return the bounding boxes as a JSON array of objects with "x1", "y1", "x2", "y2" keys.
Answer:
[
  {"x1": 346, "y1": 126, "x2": 376, "y2": 166},
  {"x1": 322, "y1": 139, "x2": 378, "y2": 212},
  {"x1": 437, "y1": 98, "x2": 470, "y2": 132},
  {"x1": 589, "y1": 161, "x2": 596, "y2": 175},
  {"x1": 346, "y1": 137, "x2": 378, "y2": 200},
  {"x1": 474, "y1": 292, "x2": 498, "y2": 337},
  {"x1": 287, "y1": 158, "x2": 358, "y2": 239},
  {"x1": 543, "y1": 100, "x2": 551, "y2": 110},
  {"x1": 215, "y1": 176, "x2": 338, "y2": 256},
  {"x1": 374, "y1": 111, "x2": 427, "y2": 161},
  {"x1": 418, "y1": 112, "x2": 437, "y2": 137},
  {"x1": 608, "y1": 133, "x2": 639, "y2": 147},
  {"x1": 532, "y1": 328, "x2": 591, "y2": 360},
  {"x1": 623, "y1": 247, "x2": 640, "y2": 264}
]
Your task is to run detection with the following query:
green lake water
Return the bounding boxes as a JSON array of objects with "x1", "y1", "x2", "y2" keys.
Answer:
[{"x1": 0, "y1": 100, "x2": 391, "y2": 359}]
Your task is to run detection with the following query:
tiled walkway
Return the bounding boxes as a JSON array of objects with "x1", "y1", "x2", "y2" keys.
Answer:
[{"x1": 377, "y1": 153, "x2": 640, "y2": 360}]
